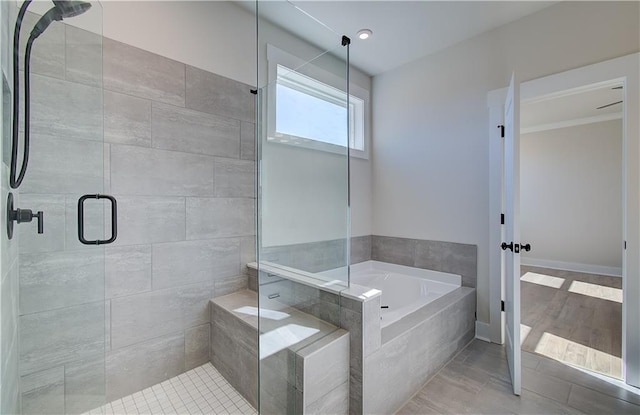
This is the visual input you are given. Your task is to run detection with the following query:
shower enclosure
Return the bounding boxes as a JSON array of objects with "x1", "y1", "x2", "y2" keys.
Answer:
[
  {"x1": 0, "y1": 1, "x2": 352, "y2": 414},
  {"x1": 1, "y1": 1, "x2": 108, "y2": 413}
]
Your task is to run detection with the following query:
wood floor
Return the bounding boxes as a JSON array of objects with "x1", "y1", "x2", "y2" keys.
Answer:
[
  {"x1": 396, "y1": 339, "x2": 640, "y2": 414},
  {"x1": 520, "y1": 266, "x2": 622, "y2": 378}
]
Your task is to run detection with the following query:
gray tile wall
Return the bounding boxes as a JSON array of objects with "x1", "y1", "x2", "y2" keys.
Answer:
[
  {"x1": 261, "y1": 238, "x2": 347, "y2": 273},
  {"x1": 350, "y1": 235, "x2": 371, "y2": 265},
  {"x1": 14, "y1": 15, "x2": 256, "y2": 413},
  {"x1": 370, "y1": 235, "x2": 477, "y2": 287},
  {"x1": 268, "y1": 234, "x2": 476, "y2": 288},
  {"x1": 1, "y1": 1, "x2": 21, "y2": 413}
]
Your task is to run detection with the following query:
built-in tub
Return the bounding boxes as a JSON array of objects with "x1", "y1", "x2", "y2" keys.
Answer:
[{"x1": 349, "y1": 260, "x2": 461, "y2": 328}]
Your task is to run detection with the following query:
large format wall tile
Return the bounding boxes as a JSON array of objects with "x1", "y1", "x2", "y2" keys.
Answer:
[
  {"x1": 240, "y1": 236, "x2": 256, "y2": 270},
  {"x1": 185, "y1": 324, "x2": 210, "y2": 370},
  {"x1": 110, "y1": 282, "x2": 211, "y2": 350},
  {"x1": 21, "y1": 135, "x2": 103, "y2": 195},
  {"x1": 14, "y1": 30, "x2": 259, "y2": 411},
  {"x1": 64, "y1": 355, "x2": 106, "y2": 414},
  {"x1": 185, "y1": 66, "x2": 254, "y2": 123},
  {"x1": 240, "y1": 122, "x2": 255, "y2": 161},
  {"x1": 110, "y1": 196, "x2": 185, "y2": 246},
  {"x1": 371, "y1": 235, "x2": 416, "y2": 267},
  {"x1": 20, "y1": 12, "x2": 65, "y2": 79},
  {"x1": 152, "y1": 102, "x2": 240, "y2": 158},
  {"x1": 214, "y1": 158, "x2": 255, "y2": 198},
  {"x1": 104, "y1": 91, "x2": 151, "y2": 147},
  {"x1": 105, "y1": 245, "x2": 152, "y2": 299},
  {"x1": 1, "y1": 264, "x2": 20, "y2": 415},
  {"x1": 65, "y1": 25, "x2": 102, "y2": 88},
  {"x1": 261, "y1": 239, "x2": 347, "y2": 273},
  {"x1": 28, "y1": 75, "x2": 103, "y2": 142},
  {"x1": 350, "y1": 235, "x2": 372, "y2": 265},
  {"x1": 152, "y1": 239, "x2": 240, "y2": 289},
  {"x1": 370, "y1": 235, "x2": 478, "y2": 287},
  {"x1": 19, "y1": 249, "x2": 104, "y2": 315},
  {"x1": 106, "y1": 333, "x2": 185, "y2": 401},
  {"x1": 415, "y1": 240, "x2": 477, "y2": 288},
  {"x1": 214, "y1": 275, "x2": 248, "y2": 298},
  {"x1": 103, "y1": 39, "x2": 185, "y2": 106},
  {"x1": 111, "y1": 145, "x2": 214, "y2": 196},
  {"x1": 186, "y1": 198, "x2": 254, "y2": 239},
  {"x1": 20, "y1": 302, "x2": 105, "y2": 374},
  {"x1": 20, "y1": 366, "x2": 65, "y2": 415}
]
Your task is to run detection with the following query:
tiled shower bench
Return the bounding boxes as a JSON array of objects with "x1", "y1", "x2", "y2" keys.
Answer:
[{"x1": 210, "y1": 290, "x2": 350, "y2": 414}]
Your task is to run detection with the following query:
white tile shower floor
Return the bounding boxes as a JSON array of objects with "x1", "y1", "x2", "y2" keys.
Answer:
[{"x1": 84, "y1": 363, "x2": 256, "y2": 415}]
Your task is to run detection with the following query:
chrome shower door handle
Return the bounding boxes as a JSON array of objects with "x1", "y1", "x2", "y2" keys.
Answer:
[{"x1": 78, "y1": 194, "x2": 117, "y2": 245}]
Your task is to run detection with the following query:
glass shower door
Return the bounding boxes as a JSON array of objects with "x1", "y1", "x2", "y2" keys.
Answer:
[{"x1": 10, "y1": 2, "x2": 108, "y2": 413}]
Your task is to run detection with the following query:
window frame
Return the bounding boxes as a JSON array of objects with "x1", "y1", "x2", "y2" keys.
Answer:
[{"x1": 266, "y1": 44, "x2": 370, "y2": 159}]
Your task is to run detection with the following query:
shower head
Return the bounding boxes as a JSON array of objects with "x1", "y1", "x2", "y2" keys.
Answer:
[
  {"x1": 30, "y1": 0, "x2": 91, "y2": 39},
  {"x1": 53, "y1": 1, "x2": 92, "y2": 18}
]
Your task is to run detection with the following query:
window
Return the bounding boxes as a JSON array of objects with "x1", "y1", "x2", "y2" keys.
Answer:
[{"x1": 267, "y1": 45, "x2": 369, "y2": 158}]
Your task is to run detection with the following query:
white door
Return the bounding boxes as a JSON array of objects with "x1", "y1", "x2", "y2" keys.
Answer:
[{"x1": 503, "y1": 72, "x2": 521, "y2": 395}]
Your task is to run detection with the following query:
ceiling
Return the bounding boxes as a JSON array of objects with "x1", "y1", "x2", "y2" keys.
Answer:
[
  {"x1": 253, "y1": 1, "x2": 557, "y2": 76},
  {"x1": 521, "y1": 85, "x2": 624, "y2": 132}
]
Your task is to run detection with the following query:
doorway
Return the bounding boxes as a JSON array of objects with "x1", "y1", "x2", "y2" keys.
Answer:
[
  {"x1": 519, "y1": 84, "x2": 624, "y2": 379},
  {"x1": 488, "y1": 52, "x2": 640, "y2": 390}
]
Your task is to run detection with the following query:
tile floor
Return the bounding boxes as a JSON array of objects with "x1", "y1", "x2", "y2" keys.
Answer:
[
  {"x1": 520, "y1": 266, "x2": 622, "y2": 378},
  {"x1": 397, "y1": 339, "x2": 640, "y2": 414},
  {"x1": 84, "y1": 363, "x2": 256, "y2": 415}
]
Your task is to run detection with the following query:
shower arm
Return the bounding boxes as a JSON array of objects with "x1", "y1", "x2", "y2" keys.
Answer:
[{"x1": 10, "y1": 0, "x2": 33, "y2": 189}]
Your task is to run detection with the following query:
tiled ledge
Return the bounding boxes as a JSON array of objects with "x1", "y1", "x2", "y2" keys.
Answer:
[
  {"x1": 247, "y1": 261, "x2": 381, "y2": 303},
  {"x1": 210, "y1": 289, "x2": 350, "y2": 414}
]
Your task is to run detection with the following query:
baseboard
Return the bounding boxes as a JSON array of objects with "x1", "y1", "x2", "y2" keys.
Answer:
[
  {"x1": 521, "y1": 257, "x2": 622, "y2": 277},
  {"x1": 475, "y1": 321, "x2": 491, "y2": 342}
]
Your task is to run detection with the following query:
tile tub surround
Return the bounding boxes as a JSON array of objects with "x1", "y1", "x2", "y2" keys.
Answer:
[
  {"x1": 210, "y1": 290, "x2": 350, "y2": 414},
  {"x1": 250, "y1": 262, "x2": 473, "y2": 415},
  {"x1": 15, "y1": 21, "x2": 257, "y2": 414},
  {"x1": 363, "y1": 287, "x2": 476, "y2": 415},
  {"x1": 351, "y1": 235, "x2": 477, "y2": 288},
  {"x1": 261, "y1": 238, "x2": 348, "y2": 273},
  {"x1": 269, "y1": 235, "x2": 476, "y2": 287}
]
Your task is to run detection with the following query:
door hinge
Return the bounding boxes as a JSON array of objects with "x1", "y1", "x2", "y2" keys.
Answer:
[
  {"x1": 624, "y1": 240, "x2": 627, "y2": 250},
  {"x1": 498, "y1": 124, "x2": 505, "y2": 138},
  {"x1": 500, "y1": 213, "x2": 505, "y2": 225},
  {"x1": 501, "y1": 300, "x2": 505, "y2": 312}
]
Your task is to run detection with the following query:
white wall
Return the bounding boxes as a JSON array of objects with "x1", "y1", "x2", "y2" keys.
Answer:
[
  {"x1": 520, "y1": 120, "x2": 623, "y2": 272},
  {"x1": 372, "y1": 1, "x2": 639, "y2": 323}
]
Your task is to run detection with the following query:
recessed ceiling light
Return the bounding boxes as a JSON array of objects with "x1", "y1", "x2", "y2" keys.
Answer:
[{"x1": 357, "y1": 29, "x2": 372, "y2": 40}]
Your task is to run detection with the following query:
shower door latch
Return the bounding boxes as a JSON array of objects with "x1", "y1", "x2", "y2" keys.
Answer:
[
  {"x1": 78, "y1": 194, "x2": 118, "y2": 245},
  {"x1": 6, "y1": 192, "x2": 43, "y2": 239}
]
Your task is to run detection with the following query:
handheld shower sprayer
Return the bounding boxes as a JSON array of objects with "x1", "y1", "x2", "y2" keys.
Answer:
[{"x1": 10, "y1": 0, "x2": 91, "y2": 189}]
